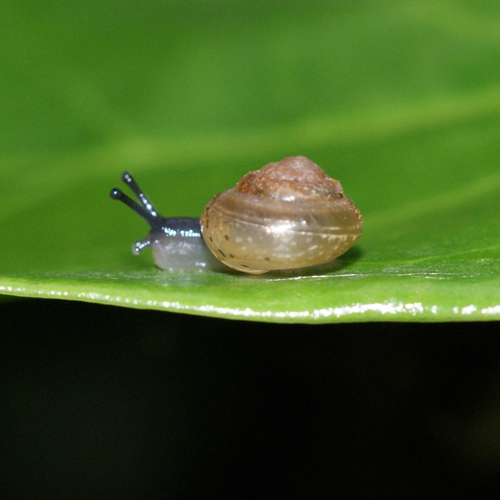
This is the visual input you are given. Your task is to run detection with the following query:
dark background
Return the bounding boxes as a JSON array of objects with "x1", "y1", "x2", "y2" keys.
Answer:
[{"x1": 2, "y1": 299, "x2": 500, "y2": 499}]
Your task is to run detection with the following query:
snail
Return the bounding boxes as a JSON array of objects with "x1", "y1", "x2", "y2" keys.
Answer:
[{"x1": 110, "y1": 156, "x2": 363, "y2": 274}]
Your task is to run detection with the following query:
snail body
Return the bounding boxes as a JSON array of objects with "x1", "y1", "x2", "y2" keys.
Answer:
[
  {"x1": 110, "y1": 156, "x2": 362, "y2": 274},
  {"x1": 110, "y1": 174, "x2": 221, "y2": 271}
]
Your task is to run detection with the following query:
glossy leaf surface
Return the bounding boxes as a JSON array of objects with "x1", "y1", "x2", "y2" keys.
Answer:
[{"x1": 1, "y1": 0, "x2": 500, "y2": 322}]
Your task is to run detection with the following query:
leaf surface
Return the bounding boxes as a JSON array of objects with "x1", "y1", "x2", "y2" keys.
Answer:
[{"x1": 1, "y1": 0, "x2": 500, "y2": 322}]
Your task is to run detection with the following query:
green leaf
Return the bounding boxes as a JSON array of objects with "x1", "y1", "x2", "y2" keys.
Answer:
[{"x1": 1, "y1": 0, "x2": 500, "y2": 323}]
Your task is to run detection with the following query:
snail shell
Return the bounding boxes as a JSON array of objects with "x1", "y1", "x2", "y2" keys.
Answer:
[{"x1": 200, "y1": 156, "x2": 362, "y2": 274}]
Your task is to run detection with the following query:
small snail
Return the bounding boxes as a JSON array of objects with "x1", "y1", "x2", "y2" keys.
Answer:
[{"x1": 110, "y1": 156, "x2": 362, "y2": 274}]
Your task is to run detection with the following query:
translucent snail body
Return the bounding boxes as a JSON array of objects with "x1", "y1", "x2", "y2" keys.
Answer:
[
  {"x1": 110, "y1": 156, "x2": 362, "y2": 274},
  {"x1": 109, "y1": 174, "x2": 221, "y2": 271}
]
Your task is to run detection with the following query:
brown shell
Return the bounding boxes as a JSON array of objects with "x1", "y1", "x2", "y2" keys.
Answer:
[{"x1": 200, "y1": 156, "x2": 362, "y2": 274}]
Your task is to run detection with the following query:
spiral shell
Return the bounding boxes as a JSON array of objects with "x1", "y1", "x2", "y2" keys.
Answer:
[{"x1": 200, "y1": 156, "x2": 362, "y2": 274}]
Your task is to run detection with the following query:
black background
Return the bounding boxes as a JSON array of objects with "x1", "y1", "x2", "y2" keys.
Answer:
[{"x1": 2, "y1": 298, "x2": 500, "y2": 499}]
